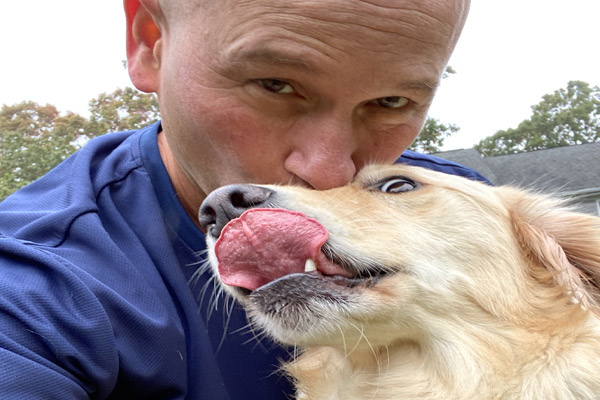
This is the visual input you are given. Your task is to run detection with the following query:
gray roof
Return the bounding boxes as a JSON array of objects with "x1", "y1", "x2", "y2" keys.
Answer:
[{"x1": 434, "y1": 142, "x2": 600, "y2": 194}]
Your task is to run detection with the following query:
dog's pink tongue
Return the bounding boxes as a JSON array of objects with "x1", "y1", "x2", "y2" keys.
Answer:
[{"x1": 215, "y1": 208, "x2": 343, "y2": 291}]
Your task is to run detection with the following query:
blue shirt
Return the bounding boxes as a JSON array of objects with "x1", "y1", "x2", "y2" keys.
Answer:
[{"x1": 0, "y1": 122, "x2": 488, "y2": 399}]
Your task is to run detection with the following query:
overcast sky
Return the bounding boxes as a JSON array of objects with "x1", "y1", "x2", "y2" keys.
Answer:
[{"x1": 1, "y1": 1, "x2": 598, "y2": 150}]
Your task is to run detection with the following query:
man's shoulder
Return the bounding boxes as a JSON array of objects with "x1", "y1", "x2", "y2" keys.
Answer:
[
  {"x1": 0, "y1": 123, "x2": 160, "y2": 245},
  {"x1": 396, "y1": 150, "x2": 492, "y2": 184},
  {"x1": 0, "y1": 121, "x2": 202, "y2": 397}
]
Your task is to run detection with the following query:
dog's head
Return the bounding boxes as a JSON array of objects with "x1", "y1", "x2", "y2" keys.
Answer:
[{"x1": 199, "y1": 164, "x2": 600, "y2": 349}]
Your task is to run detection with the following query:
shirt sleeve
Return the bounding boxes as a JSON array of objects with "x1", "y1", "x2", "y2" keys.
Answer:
[
  {"x1": 396, "y1": 150, "x2": 493, "y2": 185},
  {"x1": 0, "y1": 236, "x2": 119, "y2": 399}
]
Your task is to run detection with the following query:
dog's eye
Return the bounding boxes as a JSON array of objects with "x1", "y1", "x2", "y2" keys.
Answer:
[{"x1": 377, "y1": 177, "x2": 417, "y2": 193}]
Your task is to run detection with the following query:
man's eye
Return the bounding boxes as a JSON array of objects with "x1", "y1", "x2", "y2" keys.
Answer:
[
  {"x1": 255, "y1": 79, "x2": 295, "y2": 94},
  {"x1": 376, "y1": 177, "x2": 417, "y2": 193},
  {"x1": 371, "y1": 96, "x2": 409, "y2": 109}
]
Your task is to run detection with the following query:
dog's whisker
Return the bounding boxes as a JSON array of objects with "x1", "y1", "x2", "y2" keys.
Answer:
[
  {"x1": 215, "y1": 297, "x2": 236, "y2": 354},
  {"x1": 238, "y1": 318, "x2": 272, "y2": 353},
  {"x1": 384, "y1": 345, "x2": 390, "y2": 372},
  {"x1": 240, "y1": 327, "x2": 263, "y2": 346},
  {"x1": 337, "y1": 324, "x2": 348, "y2": 359},
  {"x1": 192, "y1": 248, "x2": 210, "y2": 260},
  {"x1": 195, "y1": 270, "x2": 219, "y2": 310},
  {"x1": 188, "y1": 258, "x2": 211, "y2": 286},
  {"x1": 347, "y1": 322, "x2": 383, "y2": 374},
  {"x1": 344, "y1": 323, "x2": 364, "y2": 358},
  {"x1": 229, "y1": 320, "x2": 255, "y2": 336},
  {"x1": 249, "y1": 327, "x2": 270, "y2": 350},
  {"x1": 207, "y1": 282, "x2": 226, "y2": 321}
]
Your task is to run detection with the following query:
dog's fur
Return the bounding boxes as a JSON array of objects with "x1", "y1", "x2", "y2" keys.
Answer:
[{"x1": 203, "y1": 164, "x2": 600, "y2": 399}]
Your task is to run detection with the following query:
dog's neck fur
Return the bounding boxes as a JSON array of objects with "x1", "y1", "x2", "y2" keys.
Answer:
[{"x1": 286, "y1": 309, "x2": 600, "y2": 400}]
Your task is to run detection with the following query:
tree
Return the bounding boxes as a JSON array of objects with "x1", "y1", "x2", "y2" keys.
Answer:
[
  {"x1": 409, "y1": 117, "x2": 459, "y2": 154},
  {"x1": 0, "y1": 88, "x2": 160, "y2": 201},
  {"x1": 87, "y1": 87, "x2": 160, "y2": 134},
  {"x1": 0, "y1": 102, "x2": 85, "y2": 199},
  {"x1": 476, "y1": 80, "x2": 600, "y2": 156}
]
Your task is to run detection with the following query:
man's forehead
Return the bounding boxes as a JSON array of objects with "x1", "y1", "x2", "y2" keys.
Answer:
[
  {"x1": 164, "y1": 0, "x2": 469, "y2": 55},
  {"x1": 198, "y1": 0, "x2": 467, "y2": 23},
  {"x1": 163, "y1": 0, "x2": 468, "y2": 24}
]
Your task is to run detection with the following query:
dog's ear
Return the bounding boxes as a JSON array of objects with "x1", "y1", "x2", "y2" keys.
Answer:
[{"x1": 502, "y1": 187, "x2": 600, "y2": 309}]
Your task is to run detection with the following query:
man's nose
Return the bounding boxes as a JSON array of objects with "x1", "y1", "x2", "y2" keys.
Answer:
[{"x1": 284, "y1": 113, "x2": 359, "y2": 190}]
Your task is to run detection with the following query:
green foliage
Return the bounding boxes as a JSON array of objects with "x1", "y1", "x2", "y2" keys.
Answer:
[
  {"x1": 87, "y1": 87, "x2": 160, "y2": 134},
  {"x1": 476, "y1": 80, "x2": 600, "y2": 156},
  {"x1": 442, "y1": 65, "x2": 456, "y2": 79},
  {"x1": 410, "y1": 117, "x2": 459, "y2": 154},
  {"x1": 0, "y1": 102, "x2": 83, "y2": 199},
  {"x1": 0, "y1": 88, "x2": 160, "y2": 201}
]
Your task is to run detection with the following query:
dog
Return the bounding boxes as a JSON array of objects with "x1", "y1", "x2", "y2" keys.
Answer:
[{"x1": 198, "y1": 163, "x2": 600, "y2": 399}]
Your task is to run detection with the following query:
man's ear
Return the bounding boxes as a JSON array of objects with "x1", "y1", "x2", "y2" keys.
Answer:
[{"x1": 124, "y1": 0, "x2": 163, "y2": 93}]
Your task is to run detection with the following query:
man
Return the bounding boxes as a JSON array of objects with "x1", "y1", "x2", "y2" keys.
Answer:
[{"x1": 0, "y1": 0, "x2": 482, "y2": 398}]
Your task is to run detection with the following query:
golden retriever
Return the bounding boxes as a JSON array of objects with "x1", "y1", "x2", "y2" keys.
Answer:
[{"x1": 198, "y1": 164, "x2": 600, "y2": 399}]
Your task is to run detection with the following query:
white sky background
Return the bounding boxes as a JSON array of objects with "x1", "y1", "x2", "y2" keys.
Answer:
[{"x1": 0, "y1": 1, "x2": 598, "y2": 151}]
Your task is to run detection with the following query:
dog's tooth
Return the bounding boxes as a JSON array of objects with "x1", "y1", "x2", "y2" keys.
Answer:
[{"x1": 304, "y1": 259, "x2": 317, "y2": 272}]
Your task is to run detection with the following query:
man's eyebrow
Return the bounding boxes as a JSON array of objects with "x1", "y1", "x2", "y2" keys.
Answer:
[
  {"x1": 226, "y1": 47, "x2": 439, "y2": 94},
  {"x1": 395, "y1": 79, "x2": 440, "y2": 93},
  {"x1": 226, "y1": 48, "x2": 325, "y2": 75}
]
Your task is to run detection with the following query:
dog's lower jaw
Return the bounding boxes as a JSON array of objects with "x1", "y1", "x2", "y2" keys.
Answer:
[
  {"x1": 243, "y1": 277, "x2": 582, "y2": 399},
  {"x1": 244, "y1": 273, "x2": 365, "y2": 345},
  {"x1": 237, "y1": 274, "x2": 600, "y2": 399}
]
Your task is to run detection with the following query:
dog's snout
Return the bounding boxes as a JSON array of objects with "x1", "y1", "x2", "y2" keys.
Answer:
[{"x1": 198, "y1": 184, "x2": 274, "y2": 239}]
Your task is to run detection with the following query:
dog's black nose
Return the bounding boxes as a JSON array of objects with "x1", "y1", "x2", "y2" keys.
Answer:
[{"x1": 198, "y1": 184, "x2": 274, "y2": 239}]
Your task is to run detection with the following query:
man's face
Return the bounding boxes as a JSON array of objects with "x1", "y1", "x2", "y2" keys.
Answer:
[{"x1": 154, "y1": 0, "x2": 467, "y2": 203}]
